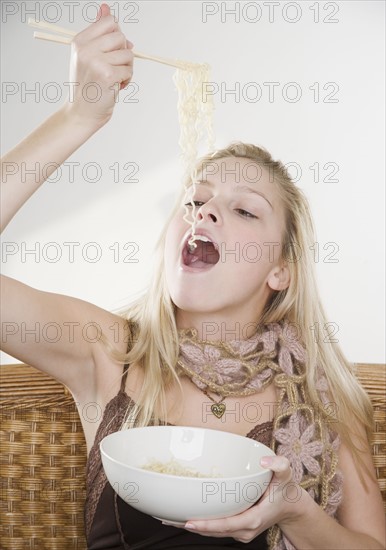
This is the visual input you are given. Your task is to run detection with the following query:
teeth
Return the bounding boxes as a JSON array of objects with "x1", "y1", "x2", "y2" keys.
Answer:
[{"x1": 194, "y1": 235, "x2": 211, "y2": 243}]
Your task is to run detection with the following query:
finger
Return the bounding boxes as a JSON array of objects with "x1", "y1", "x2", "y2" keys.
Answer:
[
  {"x1": 104, "y1": 50, "x2": 133, "y2": 90},
  {"x1": 118, "y1": 65, "x2": 133, "y2": 84},
  {"x1": 75, "y1": 14, "x2": 119, "y2": 45},
  {"x1": 98, "y1": 3, "x2": 111, "y2": 19},
  {"x1": 104, "y1": 49, "x2": 134, "y2": 67},
  {"x1": 260, "y1": 455, "x2": 291, "y2": 478},
  {"x1": 97, "y1": 31, "x2": 128, "y2": 53},
  {"x1": 106, "y1": 65, "x2": 133, "y2": 86},
  {"x1": 184, "y1": 505, "x2": 264, "y2": 541},
  {"x1": 161, "y1": 521, "x2": 184, "y2": 528},
  {"x1": 185, "y1": 513, "x2": 246, "y2": 534},
  {"x1": 120, "y1": 77, "x2": 131, "y2": 90}
]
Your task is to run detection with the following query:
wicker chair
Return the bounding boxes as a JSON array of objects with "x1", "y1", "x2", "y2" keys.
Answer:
[{"x1": 1, "y1": 363, "x2": 385, "y2": 549}]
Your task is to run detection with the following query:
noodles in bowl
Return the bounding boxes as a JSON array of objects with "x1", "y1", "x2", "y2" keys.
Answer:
[
  {"x1": 100, "y1": 426, "x2": 275, "y2": 524},
  {"x1": 142, "y1": 458, "x2": 222, "y2": 478}
]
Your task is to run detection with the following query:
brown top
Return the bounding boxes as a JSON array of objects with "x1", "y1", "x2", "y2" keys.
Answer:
[{"x1": 85, "y1": 365, "x2": 273, "y2": 549}]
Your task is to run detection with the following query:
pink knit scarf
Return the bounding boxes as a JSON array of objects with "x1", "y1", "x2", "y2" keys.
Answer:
[{"x1": 177, "y1": 320, "x2": 343, "y2": 550}]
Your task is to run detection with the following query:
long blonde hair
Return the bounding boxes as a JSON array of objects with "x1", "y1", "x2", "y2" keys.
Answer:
[{"x1": 104, "y1": 142, "x2": 373, "y2": 473}]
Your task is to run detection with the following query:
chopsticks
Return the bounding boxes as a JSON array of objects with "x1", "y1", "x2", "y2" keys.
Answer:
[{"x1": 27, "y1": 18, "x2": 194, "y2": 70}]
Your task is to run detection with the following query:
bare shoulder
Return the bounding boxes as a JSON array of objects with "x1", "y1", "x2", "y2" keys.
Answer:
[{"x1": 337, "y1": 421, "x2": 385, "y2": 547}]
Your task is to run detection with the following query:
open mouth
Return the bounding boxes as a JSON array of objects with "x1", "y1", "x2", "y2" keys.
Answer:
[{"x1": 182, "y1": 234, "x2": 220, "y2": 270}]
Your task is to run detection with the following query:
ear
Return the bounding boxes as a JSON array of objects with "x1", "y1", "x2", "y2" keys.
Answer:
[{"x1": 267, "y1": 263, "x2": 290, "y2": 292}]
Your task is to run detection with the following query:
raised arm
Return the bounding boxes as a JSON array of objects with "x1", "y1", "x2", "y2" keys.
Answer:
[
  {"x1": 1, "y1": 4, "x2": 133, "y2": 395},
  {"x1": 1, "y1": 4, "x2": 133, "y2": 232}
]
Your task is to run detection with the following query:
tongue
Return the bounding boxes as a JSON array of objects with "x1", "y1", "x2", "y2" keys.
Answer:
[{"x1": 187, "y1": 241, "x2": 219, "y2": 267}]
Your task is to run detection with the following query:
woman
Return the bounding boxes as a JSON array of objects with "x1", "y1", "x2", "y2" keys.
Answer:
[{"x1": 1, "y1": 4, "x2": 384, "y2": 549}]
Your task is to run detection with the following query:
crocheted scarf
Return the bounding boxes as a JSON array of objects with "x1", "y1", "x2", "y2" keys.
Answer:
[{"x1": 176, "y1": 320, "x2": 343, "y2": 550}]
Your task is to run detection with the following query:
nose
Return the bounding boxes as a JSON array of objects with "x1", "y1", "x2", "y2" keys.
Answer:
[{"x1": 197, "y1": 201, "x2": 220, "y2": 224}]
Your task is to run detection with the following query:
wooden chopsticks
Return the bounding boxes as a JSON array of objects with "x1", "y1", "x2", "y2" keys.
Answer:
[{"x1": 27, "y1": 18, "x2": 196, "y2": 70}]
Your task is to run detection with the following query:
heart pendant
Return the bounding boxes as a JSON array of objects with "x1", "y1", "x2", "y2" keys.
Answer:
[{"x1": 211, "y1": 403, "x2": 226, "y2": 419}]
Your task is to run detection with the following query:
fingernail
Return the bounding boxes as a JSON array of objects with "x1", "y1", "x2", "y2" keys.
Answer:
[
  {"x1": 185, "y1": 522, "x2": 196, "y2": 529},
  {"x1": 260, "y1": 456, "x2": 274, "y2": 467}
]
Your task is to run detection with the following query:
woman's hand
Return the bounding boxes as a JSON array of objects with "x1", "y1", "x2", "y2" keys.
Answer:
[
  {"x1": 65, "y1": 3, "x2": 134, "y2": 127},
  {"x1": 1, "y1": 4, "x2": 134, "y2": 232},
  {"x1": 181, "y1": 455, "x2": 302, "y2": 544}
]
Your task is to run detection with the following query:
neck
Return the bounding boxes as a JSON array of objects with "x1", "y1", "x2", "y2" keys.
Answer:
[{"x1": 175, "y1": 308, "x2": 265, "y2": 341}]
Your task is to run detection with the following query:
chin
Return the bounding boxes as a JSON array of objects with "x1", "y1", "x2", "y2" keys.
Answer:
[
  {"x1": 170, "y1": 294, "x2": 208, "y2": 314},
  {"x1": 169, "y1": 288, "x2": 222, "y2": 316}
]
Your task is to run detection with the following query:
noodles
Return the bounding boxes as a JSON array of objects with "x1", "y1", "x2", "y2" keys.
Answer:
[
  {"x1": 173, "y1": 62, "x2": 215, "y2": 248},
  {"x1": 28, "y1": 19, "x2": 216, "y2": 250},
  {"x1": 142, "y1": 458, "x2": 221, "y2": 478}
]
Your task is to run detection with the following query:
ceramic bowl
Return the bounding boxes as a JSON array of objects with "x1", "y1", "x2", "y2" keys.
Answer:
[{"x1": 100, "y1": 425, "x2": 275, "y2": 525}]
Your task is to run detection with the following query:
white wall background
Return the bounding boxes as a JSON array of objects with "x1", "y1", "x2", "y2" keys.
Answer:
[{"x1": 1, "y1": 0, "x2": 385, "y2": 364}]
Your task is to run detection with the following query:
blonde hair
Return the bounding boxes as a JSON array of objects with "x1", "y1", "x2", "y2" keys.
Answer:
[{"x1": 105, "y1": 142, "x2": 373, "y2": 475}]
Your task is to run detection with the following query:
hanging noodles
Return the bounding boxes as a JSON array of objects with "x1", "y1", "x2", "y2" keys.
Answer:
[
  {"x1": 27, "y1": 19, "x2": 216, "y2": 246},
  {"x1": 173, "y1": 62, "x2": 215, "y2": 248}
]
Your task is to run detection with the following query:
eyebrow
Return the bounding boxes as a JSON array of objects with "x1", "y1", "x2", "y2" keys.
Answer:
[{"x1": 197, "y1": 180, "x2": 273, "y2": 210}]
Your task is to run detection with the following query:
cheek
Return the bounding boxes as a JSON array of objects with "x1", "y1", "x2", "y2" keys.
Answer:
[
  {"x1": 164, "y1": 214, "x2": 186, "y2": 270},
  {"x1": 242, "y1": 224, "x2": 284, "y2": 265},
  {"x1": 165, "y1": 217, "x2": 180, "y2": 252},
  {"x1": 225, "y1": 230, "x2": 270, "y2": 267},
  {"x1": 164, "y1": 233, "x2": 175, "y2": 270}
]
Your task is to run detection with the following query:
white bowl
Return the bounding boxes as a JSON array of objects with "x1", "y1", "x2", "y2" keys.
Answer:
[{"x1": 100, "y1": 426, "x2": 275, "y2": 524}]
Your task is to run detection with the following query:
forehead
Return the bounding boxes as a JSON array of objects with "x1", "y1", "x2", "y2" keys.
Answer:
[{"x1": 196, "y1": 156, "x2": 278, "y2": 204}]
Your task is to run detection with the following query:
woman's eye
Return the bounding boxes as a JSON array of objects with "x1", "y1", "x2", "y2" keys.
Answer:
[
  {"x1": 236, "y1": 209, "x2": 258, "y2": 219},
  {"x1": 184, "y1": 200, "x2": 204, "y2": 208}
]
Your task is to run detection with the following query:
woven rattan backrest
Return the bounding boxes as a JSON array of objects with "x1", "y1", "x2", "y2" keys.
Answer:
[
  {"x1": 354, "y1": 363, "x2": 386, "y2": 509},
  {"x1": 1, "y1": 362, "x2": 385, "y2": 549},
  {"x1": 1, "y1": 364, "x2": 87, "y2": 549}
]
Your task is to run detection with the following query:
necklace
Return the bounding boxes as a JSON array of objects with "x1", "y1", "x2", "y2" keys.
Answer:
[
  {"x1": 203, "y1": 389, "x2": 226, "y2": 418},
  {"x1": 176, "y1": 325, "x2": 277, "y2": 419},
  {"x1": 177, "y1": 357, "x2": 228, "y2": 418}
]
